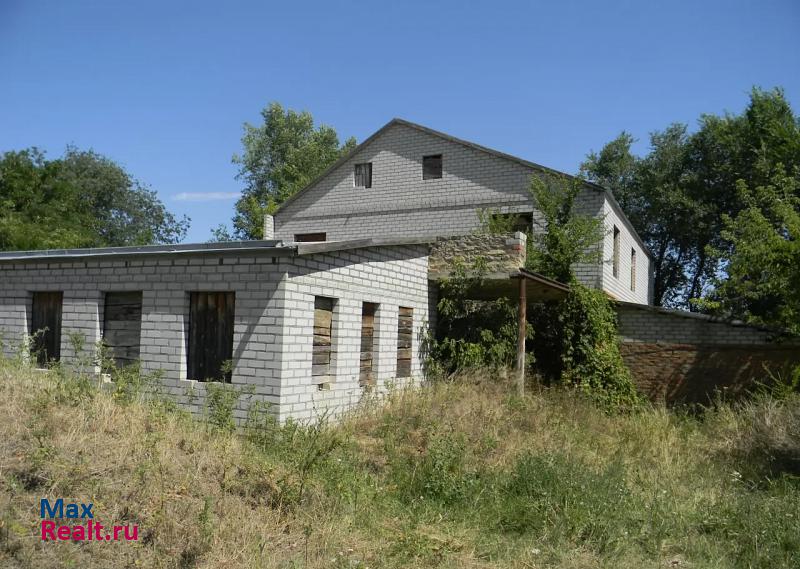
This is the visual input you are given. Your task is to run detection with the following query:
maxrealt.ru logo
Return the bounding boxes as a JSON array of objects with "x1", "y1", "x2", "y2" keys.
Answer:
[{"x1": 40, "y1": 498, "x2": 138, "y2": 542}]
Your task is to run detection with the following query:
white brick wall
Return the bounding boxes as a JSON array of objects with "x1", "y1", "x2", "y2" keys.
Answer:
[
  {"x1": 600, "y1": 200, "x2": 651, "y2": 305},
  {"x1": 274, "y1": 121, "x2": 651, "y2": 304},
  {"x1": 0, "y1": 255, "x2": 285, "y2": 421},
  {"x1": 275, "y1": 123, "x2": 534, "y2": 240},
  {"x1": 0, "y1": 245, "x2": 431, "y2": 423},
  {"x1": 617, "y1": 304, "x2": 786, "y2": 345},
  {"x1": 277, "y1": 245, "x2": 430, "y2": 421}
]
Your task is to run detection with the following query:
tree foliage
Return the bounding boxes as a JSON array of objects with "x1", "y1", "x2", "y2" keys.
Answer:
[
  {"x1": 433, "y1": 173, "x2": 637, "y2": 407},
  {"x1": 231, "y1": 102, "x2": 356, "y2": 239},
  {"x1": 582, "y1": 87, "x2": 800, "y2": 313},
  {"x1": 523, "y1": 174, "x2": 638, "y2": 406},
  {"x1": 0, "y1": 147, "x2": 188, "y2": 251},
  {"x1": 703, "y1": 170, "x2": 800, "y2": 334},
  {"x1": 525, "y1": 173, "x2": 604, "y2": 282},
  {"x1": 427, "y1": 259, "x2": 525, "y2": 376}
]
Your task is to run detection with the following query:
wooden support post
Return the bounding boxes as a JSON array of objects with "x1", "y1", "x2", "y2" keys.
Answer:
[{"x1": 516, "y1": 276, "x2": 526, "y2": 397}]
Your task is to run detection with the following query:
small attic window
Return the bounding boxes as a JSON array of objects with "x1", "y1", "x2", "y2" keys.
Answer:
[
  {"x1": 354, "y1": 162, "x2": 372, "y2": 188},
  {"x1": 422, "y1": 154, "x2": 442, "y2": 180}
]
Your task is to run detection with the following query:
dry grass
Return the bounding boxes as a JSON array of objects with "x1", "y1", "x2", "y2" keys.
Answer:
[{"x1": 0, "y1": 362, "x2": 798, "y2": 568}]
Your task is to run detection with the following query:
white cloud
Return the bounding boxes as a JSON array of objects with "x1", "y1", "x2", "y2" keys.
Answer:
[{"x1": 172, "y1": 192, "x2": 240, "y2": 202}]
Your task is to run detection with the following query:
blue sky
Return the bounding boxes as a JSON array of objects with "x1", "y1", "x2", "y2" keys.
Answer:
[{"x1": 2, "y1": 0, "x2": 798, "y2": 243}]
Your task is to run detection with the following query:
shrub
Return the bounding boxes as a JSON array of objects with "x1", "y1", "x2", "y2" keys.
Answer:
[
  {"x1": 391, "y1": 429, "x2": 478, "y2": 506},
  {"x1": 558, "y1": 285, "x2": 640, "y2": 408},
  {"x1": 426, "y1": 258, "x2": 528, "y2": 375},
  {"x1": 204, "y1": 382, "x2": 244, "y2": 433}
]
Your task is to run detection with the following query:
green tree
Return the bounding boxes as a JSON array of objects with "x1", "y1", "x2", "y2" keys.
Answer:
[
  {"x1": 0, "y1": 147, "x2": 188, "y2": 251},
  {"x1": 525, "y1": 173, "x2": 604, "y2": 282},
  {"x1": 582, "y1": 87, "x2": 800, "y2": 310},
  {"x1": 231, "y1": 103, "x2": 356, "y2": 239},
  {"x1": 522, "y1": 174, "x2": 636, "y2": 405},
  {"x1": 704, "y1": 169, "x2": 800, "y2": 334}
]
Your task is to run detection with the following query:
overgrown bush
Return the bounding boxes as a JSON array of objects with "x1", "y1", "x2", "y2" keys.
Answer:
[
  {"x1": 426, "y1": 259, "x2": 528, "y2": 376},
  {"x1": 390, "y1": 428, "x2": 479, "y2": 506},
  {"x1": 431, "y1": 172, "x2": 638, "y2": 408},
  {"x1": 557, "y1": 286, "x2": 640, "y2": 407}
]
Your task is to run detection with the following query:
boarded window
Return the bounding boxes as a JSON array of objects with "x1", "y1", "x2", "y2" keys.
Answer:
[
  {"x1": 359, "y1": 302, "x2": 378, "y2": 387},
  {"x1": 294, "y1": 232, "x2": 327, "y2": 242},
  {"x1": 354, "y1": 162, "x2": 372, "y2": 188},
  {"x1": 102, "y1": 292, "x2": 143, "y2": 369},
  {"x1": 422, "y1": 154, "x2": 442, "y2": 180},
  {"x1": 30, "y1": 291, "x2": 63, "y2": 367},
  {"x1": 188, "y1": 292, "x2": 235, "y2": 382},
  {"x1": 396, "y1": 307, "x2": 412, "y2": 378},
  {"x1": 612, "y1": 226, "x2": 621, "y2": 278},
  {"x1": 630, "y1": 249, "x2": 637, "y2": 292},
  {"x1": 313, "y1": 296, "x2": 335, "y2": 383}
]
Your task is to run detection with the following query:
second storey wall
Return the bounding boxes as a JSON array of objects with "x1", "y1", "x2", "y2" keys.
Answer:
[
  {"x1": 275, "y1": 122, "x2": 535, "y2": 241},
  {"x1": 600, "y1": 197, "x2": 651, "y2": 304}
]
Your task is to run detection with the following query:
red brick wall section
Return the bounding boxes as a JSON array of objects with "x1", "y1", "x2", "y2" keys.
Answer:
[{"x1": 620, "y1": 342, "x2": 800, "y2": 404}]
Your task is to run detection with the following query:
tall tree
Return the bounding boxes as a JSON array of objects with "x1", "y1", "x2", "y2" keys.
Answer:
[
  {"x1": 231, "y1": 103, "x2": 356, "y2": 239},
  {"x1": 707, "y1": 169, "x2": 800, "y2": 334},
  {"x1": 0, "y1": 147, "x2": 188, "y2": 251},
  {"x1": 582, "y1": 87, "x2": 800, "y2": 310}
]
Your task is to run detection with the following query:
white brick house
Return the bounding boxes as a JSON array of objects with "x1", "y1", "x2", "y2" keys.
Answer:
[
  {"x1": 0, "y1": 240, "x2": 430, "y2": 422},
  {"x1": 273, "y1": 119, "x2": 653, "y2": 305}
]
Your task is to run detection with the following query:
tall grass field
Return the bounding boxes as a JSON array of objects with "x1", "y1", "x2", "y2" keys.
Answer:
[{"x1": 0, "y1": 358, "x2": 798, "y2": 568}]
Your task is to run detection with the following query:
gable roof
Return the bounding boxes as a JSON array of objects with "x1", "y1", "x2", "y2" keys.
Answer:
[{"x1": 274, "y1": 118, "x2": 652, "y2": 258}]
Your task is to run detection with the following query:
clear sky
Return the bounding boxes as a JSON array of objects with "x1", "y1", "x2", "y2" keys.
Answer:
[{"x1": 2, "y1": 0, "x2": 798, "y2": 242}]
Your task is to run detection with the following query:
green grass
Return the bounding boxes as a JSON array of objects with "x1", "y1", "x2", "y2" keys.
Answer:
[{"x1": 0, "y1": 359, "x2": 798, "y2": 568}]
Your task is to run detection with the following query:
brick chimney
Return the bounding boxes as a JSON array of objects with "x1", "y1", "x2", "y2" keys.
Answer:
[{"x1": 263, "y1": 214, "x2": 274, "y2": 239}]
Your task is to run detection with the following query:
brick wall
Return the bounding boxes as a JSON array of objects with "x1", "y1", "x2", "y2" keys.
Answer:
[
  {"x1": 0, "y1": 255, "x2": 285, "y2": 422},
  {"x1": 620, "y1": 343, "x2": 799, "y2": 403},
  {"x1": 275, "y1": 122, "x2": 534, "y2": 240},
  {"x1": 617, "y1": 303, "x2": 800, "y2": 403},
  {"x1": 277, "y1": 245, "x2": 430, "y2": 421},
  {"x1": 274, "y1": 121, "x2": 651, "y2": 304},
  {"x1": 599, "y1": 199, "x2": 651, "y2": 305},
  {"x1": 0, "y1": 244, "x2": 431, "y2": 423}
]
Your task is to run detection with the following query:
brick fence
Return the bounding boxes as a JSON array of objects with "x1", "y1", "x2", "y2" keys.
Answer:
[{"x1": 616, "y1": 302, "x2": 800, "y2": 404}]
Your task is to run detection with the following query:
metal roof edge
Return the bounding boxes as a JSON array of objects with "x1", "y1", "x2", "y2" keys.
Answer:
[
  {"x1": 295, "y1": 236, "x2": 436, "y2": 256},
  {"x1": 0, "y1": 240, "x2": 296, "y2": 263}
]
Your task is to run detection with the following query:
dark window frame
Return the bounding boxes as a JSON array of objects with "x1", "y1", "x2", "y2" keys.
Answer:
[
  {"x1": 354, "y1": 162, "x2": 372, "y2": 188},
  {"x1": 187, "y1": 291, "x2": 235, "y2": 383},
  {"x1": 630, "y1": 248, "x2": 637, "y2": 292},
  {"x1": 612, "y1": 226, "x2": 621, "y2": 279},
  {"x1": 422, "y1": 154, "x2": 443, "y2": 180},
  {"x1": 359, "y1": 302, "x2": 378, "y2": 388},
  {"x1": 30, "y1": 291, "x2": 63, "y2": 367},
  {"x1": 396, "y1": 306, "x2": 413, "y2": 378},
  {"x1": 294, "y1": 232, "x2": 327, "y2": 242},
  {"x1": 102, "y1": 291, "x2": 143, "y2": 370},
  {"x1": 312, "y1": 296, "x2": 336, "y2": 387}
]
